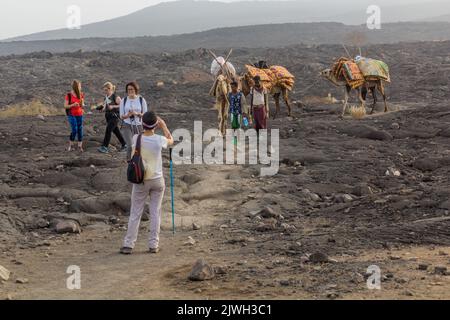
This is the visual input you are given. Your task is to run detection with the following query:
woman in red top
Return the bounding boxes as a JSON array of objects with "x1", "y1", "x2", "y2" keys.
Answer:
[{"x1": 64, "y1": 80, "x2": 85, "y2": 152}]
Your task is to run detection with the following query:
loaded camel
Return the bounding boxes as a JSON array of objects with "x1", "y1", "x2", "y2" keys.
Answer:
[
  {"x1": 240, "y1": 62, "x2": 295, "y2": 119},
  {"x1": 321, "y1": 68, "x2": 388, "y2": 117},
  {"x1": 208, "y1": 49, "x2": 235, "y2": 136}
]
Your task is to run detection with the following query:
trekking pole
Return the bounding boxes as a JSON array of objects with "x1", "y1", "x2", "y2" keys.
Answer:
[{"x1": 169, "y1": 148, "x2": 175, "y2": 235}]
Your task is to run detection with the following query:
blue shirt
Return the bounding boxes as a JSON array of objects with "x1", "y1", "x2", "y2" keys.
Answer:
[{"x1": 228, "y1": 92, "x2": 243, "y2": 115}]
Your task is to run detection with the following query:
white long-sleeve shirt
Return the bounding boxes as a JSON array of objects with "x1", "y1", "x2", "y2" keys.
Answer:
[{"x1": 119, "y1": 96, "x2": 148, "y2": 126}]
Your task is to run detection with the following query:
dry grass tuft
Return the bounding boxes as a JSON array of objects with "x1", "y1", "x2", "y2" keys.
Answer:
[
  {"x1": 0, "y1": 100, "x2": 63, "y2": 118},
  {"x1": 350, "y1": 105, "x2": 366, "y2": 119}
]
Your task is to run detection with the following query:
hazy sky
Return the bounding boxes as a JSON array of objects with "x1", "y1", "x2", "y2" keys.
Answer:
[{"x1": 0, "y1": 0, "x2": 435, "y2": 40}]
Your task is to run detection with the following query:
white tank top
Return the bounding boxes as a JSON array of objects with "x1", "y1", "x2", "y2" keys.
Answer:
[{"x1": 252, "y1": 89, "x2": 265, "y2": 106}]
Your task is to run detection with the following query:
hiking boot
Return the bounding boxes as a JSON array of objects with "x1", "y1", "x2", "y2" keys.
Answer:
[
  {"x1": 148, "y1": 247, "x2": 160, "y2": 254},
  {"x1": 98, "y1": 146, "x2": 109, "y2": 154},
  {"x1": 120, "y1": 247, "x2": 133, "y2": 255}
]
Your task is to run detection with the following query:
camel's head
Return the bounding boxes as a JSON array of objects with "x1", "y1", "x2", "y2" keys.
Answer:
[
  {"x1": 216, "y1": 74, "x2": 230, "y2": 97},
  {"x1": 240, "y1": 74, "x2": 251, "y2": 96},
  {"x1": 320, "y1": 68, "x2": 341, "y2": 86},
  {"x1": 320, "y1": 68, "x2": 332, "y2": 80}
]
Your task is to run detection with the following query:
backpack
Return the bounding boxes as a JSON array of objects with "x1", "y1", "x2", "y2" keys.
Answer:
[
  {"x1": 65, "y1": 93, "x2": 72, "y2": 116},
  {"x1": 127, "y1": 134, "x2": 146, "y2": 184}
]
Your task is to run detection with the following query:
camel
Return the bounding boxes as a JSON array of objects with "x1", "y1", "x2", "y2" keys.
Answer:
[
  {"x1": 240, "y1": 72, "x2": 293, "y2": 120},
  {"x1": 320, "y1": 68, "x2": 388, "y2": 117},
  {"x1": 208, "y1": 49, "x2": 235, "y2": 136}
]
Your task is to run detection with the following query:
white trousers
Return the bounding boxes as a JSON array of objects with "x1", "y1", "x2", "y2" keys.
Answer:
[{"x1": 123, "y1": 177, "x2": 165, "y2": 250}]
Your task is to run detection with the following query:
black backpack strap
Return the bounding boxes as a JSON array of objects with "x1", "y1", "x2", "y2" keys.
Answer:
[
  {"x1": 122, "y1": 96, "x2": 128, "y2": 117},
  {"x1": 135, "y1": 134, "x2": 142, "y2": 156},
  {"x1": 65, "y1": 93, "x2": 72, "y2": 115},
  {"x1": 139, "y1": 96, "x2": 144, "y2": 114}
]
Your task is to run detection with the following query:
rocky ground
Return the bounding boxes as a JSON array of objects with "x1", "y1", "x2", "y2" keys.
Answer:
[{"x1": 0, "y1": 41, "x2": 449, "y2": 299}]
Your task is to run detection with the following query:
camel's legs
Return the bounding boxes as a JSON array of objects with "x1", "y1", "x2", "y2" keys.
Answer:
[
  {"x1": 282, "y1": 87, "x2": 292, "y2": 117},
  {"x1": 217, "y1": 100, "x2": 224, "y2": 136},
  {"x1": 370, "y1": 86, "x2": 378, "y2": 114},
  {"x1": 221, "y1": 100, "x2": 228, "y2": 136},
  {"x1": 342, "y1": 86, "x2": 350, "y2": 117},
  {"x1": 273, "y1": 92, "x2": 281, "y2": 120},
  {"x1": 358, "y1": 87, "x2": 366, "y2": 110},
  {"x1": 378, "y1": 82, "x2": 388, "y2": 112}
]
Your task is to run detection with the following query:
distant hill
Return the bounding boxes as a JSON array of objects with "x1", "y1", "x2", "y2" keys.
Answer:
[
  {"x1": 1, "y1": 22, "x2": 450, "y2": 56},
  {"x1": 422, "y1": 14, "x2": 450, "y2": 22},
  {"x1": 4, "y1": 0, "x2": 450, "y2": 42}
]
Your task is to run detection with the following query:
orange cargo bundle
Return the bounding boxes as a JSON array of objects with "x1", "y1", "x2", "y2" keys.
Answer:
[
  {"x1": 332, "y1": 57, "x2": 365, "y2": 89},
  {"x1": 269, "y1": 66, "x2": 295, "y2": 80},
  {"x1": 245, "y1": 65, "x2": 272, "y2": 82}
]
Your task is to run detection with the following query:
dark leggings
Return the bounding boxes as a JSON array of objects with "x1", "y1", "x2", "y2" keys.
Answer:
[
  {"x1": 103, "y1": 114, "x2": 126, "y2": 148},
  {"x1": 68, "y1": 115, "x2": 83, "y2": 142}
]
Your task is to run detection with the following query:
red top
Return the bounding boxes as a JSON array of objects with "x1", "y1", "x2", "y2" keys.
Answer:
[{"x1": 65, "y1": 92, "x2": 85, "y2": 116}]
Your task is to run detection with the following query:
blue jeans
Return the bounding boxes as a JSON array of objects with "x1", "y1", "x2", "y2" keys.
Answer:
[{"x1": 68, "y1": 115, "x2": 83, "y2": 142}]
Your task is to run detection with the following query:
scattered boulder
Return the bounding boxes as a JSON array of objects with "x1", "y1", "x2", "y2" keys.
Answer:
[
  {"x1": 438, "y1": 200, "x2": 450, "y2": 210},
  {"x1": 390, "y1": 122, "x2": 400, "y2": 130},
  {"x1": 0, "y1": 265, "x2": 10, "y2": 281},
  {"x1": 16, "y1": 278, "x2": 28, "y2": 284},
  {"x1": 352, "y1": 184, "x2": 373, "y2": 197},
  {"x1": 37, "y1": 115, "x2": 45, "y2": 121},
  {"x1": 418, "y1": 263, "x2": 429, "y2": 271},
  {"x1": 280, "y1": 223, "x2": 296, "y2": 232},
  {"x1": 214, "y1": 265, "x2": 229, "y2": 275},
  {"x1": 340, "y1": 124, "x2": 393, "y2": 141},
  {"x1": 257, "y1": 206, "x2": 280, "y2": 219},
  {"x1": 303, "y1": 189, "x2": 320, "y2": 201},
  {"x1": 334, "y1": 194, "x2": 353, "y2": 203},
  {"x1": 385, "y1": 167, "x2": 401, "y2": 177},
  {"x1": 309, "y1": 252, "x2": 330, "y2": 263},
  {"x1": 188, "y1": 259, "x2": 215, "y2": 281},
  {"x1": 279, "y1": 280, "x2": 290, "y2": 286},
  {"x1": 395, "y1": 277, "x2": 408, "y2": 284},
  {"x1": 326, "y1": 291, "x2": 339, "y2": 299},
  {"x1": 35, "y1": 218, "x2": 50, "y2": 229},
  {"x1": 184, "y1": 236, "x2": 196, "y2": 246},
  {"x1": 402, "y1": 290, "x2": 414, "y2": 297},
  {"x1": 255, "y1": 218, "x2": 277, "y2": 232},
  {"x1": 112, "y1": 193, "x2": 131, "y2": 213},
  {"x1": 192, "y1": 223, "x2": 201, "y2": 230},
  {"x1": 182, "y1": 174, "x2": 202, "y2": 185},
  {"x1": 438, "y1": 127, "x2": 450, "y2": 137},
  {"x1": 55, "y1": 220, "x2": 81, "y2": 234},
  {"x1": 70, "y1": 197, "x2": 112, "y2": 214},
  {"x1": 413, "y1": 158, "x2": 441, "y2": 172},
  {"x1": 434, "y1": 266, "x2": 447, "y2": 275}
]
